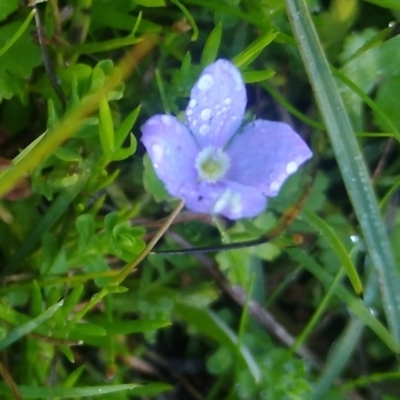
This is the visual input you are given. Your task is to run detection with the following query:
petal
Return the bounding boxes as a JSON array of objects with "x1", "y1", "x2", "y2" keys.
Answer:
[
  {"x1": 226, "y1": 120, "x2": 312, "y2": 196},
  {"x1": 141, "y1": 114, "x2": 199, "y2": 197},
  {"x1": 182, "y1": 180, "x2": 267, "y2": 220},
  {"x1": 185, "y1": 59, "x2": 247, "y2": 149}
]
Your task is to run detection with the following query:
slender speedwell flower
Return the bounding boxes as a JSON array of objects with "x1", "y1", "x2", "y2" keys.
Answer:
[{"x1": 141, "y1": 59, "x2": 312, "y2": 220}]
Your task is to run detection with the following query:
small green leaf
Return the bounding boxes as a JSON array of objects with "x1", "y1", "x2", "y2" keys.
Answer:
[
  {"x1": 112, "y1": 133, "x2": 137, "y2": 161},
  {"x1": 300, "y1": 209, "x2": 363, "y2": 295},
  {"x1": 72, "y1": 323, "x2": 107, "y2": 337},
  {"x1": 60, "y1": 345, "x2": 75, "y2": 363},
  {"x1": 62, "y1": 285, "x2": 84, "y2": 319},
  {"x1": 233, "y1": 31, "x2": 278, "y2": 68},
  {"x1": 101, "y1": 319, "x2": 171, "y2": 334},
  {"x1": 200, "y1": 22, "x2": 223, "y2": 67},
  {"x1": 30, "y1": 280, "x2": 43, "y2": 317},
  {"x1": 76, "y1": 214, "x2": 96, "y2": 251},
  {"x1": 114, "y1": 105, "x2": 141, "y2": 148},
  {"x1": 54, "y1": 145, "x2": 82, "y2": 162},
  {"x1": 143, "y1": 154, "x2": 169, "y2": 202},
  {"x1": 63, "y1": 366, "x2": 85, "y2": 388},
  {"x1": 106, "y1": 286, "x2": 129, "y2": 294},
  {"x1": 99, "y1": 94, "x2": 115, "y2": 158},
  {"x1": 242, "y1": 69, "x2": 275, "y2": 83}
]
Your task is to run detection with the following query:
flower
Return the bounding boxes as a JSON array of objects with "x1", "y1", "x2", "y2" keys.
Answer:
[{"x1": 141, "y1": 59, "x2": 312, "y2": 220}]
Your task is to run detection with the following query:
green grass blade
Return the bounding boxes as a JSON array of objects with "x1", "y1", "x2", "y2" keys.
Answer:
[
  {"x1": 285, "y1": 0, "x2": 400, "y2": 343},
  {"x1": 0, "y1": 383, "x2": 171, "y2": 398},
  {"x1": 286, "y1": 248, "x2": 400, "y2": 354},
  {"x1": 300, "y1": 209, "x2": 362, "y2": 295},
  {"x1": 313, "y1": 266, "x2": 379, "y2": 398},
  {"x1": 0, "y1": 299, "x2": 64, "y2": 351}
]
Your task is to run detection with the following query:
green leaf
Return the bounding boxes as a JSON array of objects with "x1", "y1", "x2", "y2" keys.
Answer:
[
  {"x1": 233, "y1": 31, "x2": 278, "y2": 68},
  {"x1": 0, "y1": 383, "x2": 172, "y2": 398},
  {"x1": 200, "y1": 22, "x2": 223, "y2": 67},
  {"x1": 71, "y1": 323, "x2": 107, "y2": 337},
  {"x1": 112, "y1": 133, "x2": 137, "y2": 161},
  {"x1": 105, "y1": 286, "x2": 129, "y2": 294},
  {"x1": 242, "y1": 69, "x2": 275, "y2": 83},
  {"x1": 62, "y1": 285, "x2": 84, "y2": 319},
  {"x1": 170, "y1": 0, "x2": 198, "y2": 41},
  {"x1": 175, "y1": 302, "x2": 261, "y2": 383},
  {"x1": 286, "y1": 0, "x2": 400, "y2": 344},
  {"x1": 0, "y1": 299, "x2": 64, "y2": 351},
  {"x1": 0, "y1": 0, "x2": 18, "y2": 22},
  {"x1": 76, "y1": 214, "x2": 96, "y2": 251},
  {"x1": 114, "y1": 105, "x2": 141, "y2": 149},
  {"x1": 0, "y1": 21, "x2": 41, "y2": 101},
  {"x1": 101, "y1": 319, "x2": 171, "y2": 334},
  {"x1": 286, "y1": 248, "x2": 400, "y2": 354},
  {"x1": 134, "y1": 0, "x2": 166, "y2": 6},
  {"x1": 363, "y1": 0, "x2": 400, "y2": 9},
  {"x1": 142, "y1": 154, "x2": 169, "y2": 202},
  {"x1": 300, "y1": 209, "x2": 362, "y2": 295},
  {"x1": 99, "y1": 94, "x2": 115, "y2": 159}
]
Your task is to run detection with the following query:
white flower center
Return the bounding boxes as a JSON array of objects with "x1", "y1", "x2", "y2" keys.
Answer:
[{"x1": 195, "y1": 146, "x2": 230, "y2": 183}]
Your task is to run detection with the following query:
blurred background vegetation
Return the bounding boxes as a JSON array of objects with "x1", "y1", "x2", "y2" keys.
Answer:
[{"x1": 0, "y1": 0, "x2": 400, "y2": 399}]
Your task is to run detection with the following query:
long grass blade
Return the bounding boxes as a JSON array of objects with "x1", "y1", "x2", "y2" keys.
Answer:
[{"x1": 285, "y1": 0, "x2": 400, "y2": 343}]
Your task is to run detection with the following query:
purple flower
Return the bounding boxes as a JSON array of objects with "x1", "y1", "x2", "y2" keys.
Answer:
[{"x1": 141, "y1": 59, "x2": 312, "y2": 220}]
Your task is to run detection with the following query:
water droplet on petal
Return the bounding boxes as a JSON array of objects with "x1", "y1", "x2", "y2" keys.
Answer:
[
  {"x1": 286, "y1": 161, "x2": 298, "y2": 174},
  {"x1": 197, "y1": 74, "x2": 214, "y2": 91},
  {"x1": 161, "y1": 115, "x2": 171, "y2": 125},
  {"x1": 199, "y1": 124, "x2": 210, "y2": 135},
  {"x1": 152, "y1": 144, "x2": 164, "y2": 161},
  {"x1": 201, "y1": 108, "x2": 212, "y2": 121},
  {"x1": 187, "y1": 109, "x2": 193, "y2": 116},
  {"x1": 224, "y1": 97, "x2": 232, "y2": 105},
  {"x1": 189, "y1": 99, "x2": 197, "y2": 108}
]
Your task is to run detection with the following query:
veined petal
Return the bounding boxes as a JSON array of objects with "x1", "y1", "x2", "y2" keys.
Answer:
[
  {"x1": 182, "y1": 180, "x2": 267, "y2": 220},
  {"x1": 141, "y1": 114, "x2": 199, "y2": 198},
  {"x1": 226, "y1": 120, "x2": 312, "y2": 196},
  {"x1": 185, "y1": 59, "x2": 246, "y2": 149}
]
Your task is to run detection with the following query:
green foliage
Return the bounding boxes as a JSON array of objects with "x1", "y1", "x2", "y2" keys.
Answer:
[{"x1": 0, "y1": 1, "x2": 400, "y2": 399}]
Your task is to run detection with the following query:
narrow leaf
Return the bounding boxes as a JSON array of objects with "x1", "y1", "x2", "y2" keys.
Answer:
[{"x1": 286, "y1": 0, "x2": 400, "y2": 343}]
